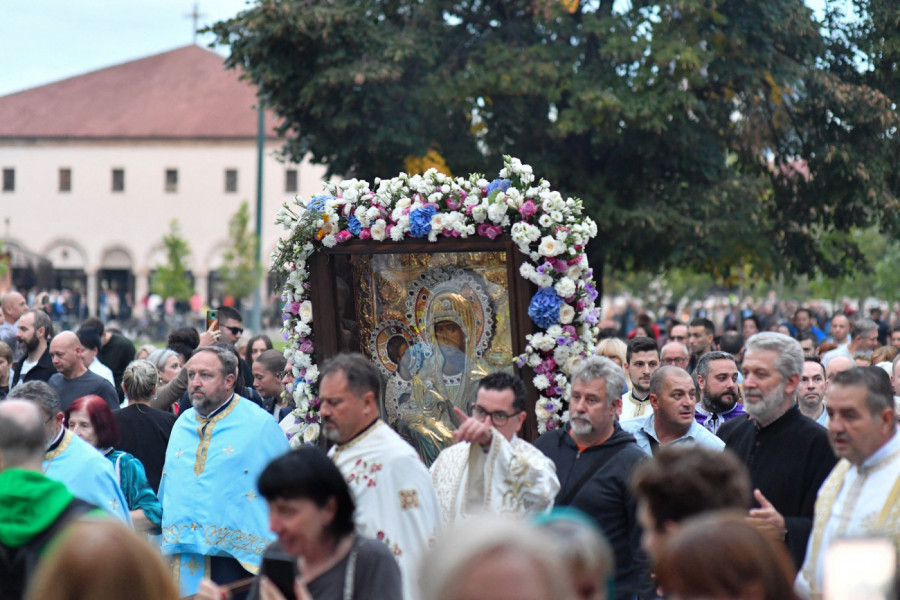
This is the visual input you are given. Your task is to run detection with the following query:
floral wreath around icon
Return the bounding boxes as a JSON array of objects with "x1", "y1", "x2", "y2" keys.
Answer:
[{"x1": 274, "y1": 156, "x2": 600, "y2": 447}]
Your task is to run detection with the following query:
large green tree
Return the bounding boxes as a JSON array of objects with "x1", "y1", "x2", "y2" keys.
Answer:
[{"x1": 209, "y1": 0, "x2": 897, "y2": 284}]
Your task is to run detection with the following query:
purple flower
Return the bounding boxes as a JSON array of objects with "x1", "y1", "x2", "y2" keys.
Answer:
[
  {"x1": 584, "y1": 282, "x2": 599, "y2": 301},
  {"x1": 563, "y1": 325, "x2": 577, "y2": 337},
  {"x1": 546, "y1": 419, "x2": 558, "y2": 430},
  {"x1": 544, "y1": 401, "x2": 556, "y2": 412},
  {"x1": 556, "y1": 336, "x2": 568, "y2": 346},
  {"x1": 528, "y1": 287, "x2": 564, "y2": 329},
  {"x1": 516, "y1": 355, "x2": 528, "y2": 368},
  {"x1": 283, "y1": 332, "x2": 290, "y2": 341},
  {"x1": 584, "y1": 309, "x2": 599, "y2": 325},
  {"x1": 290, "y1": 301, "x2": 301, "y2": 314},
  {"x1": 409, "y1": 205, "x2": 437, "y2": 237},
  {"x1": 299, "y1": 339, "x2": 314, "y2": 353}
]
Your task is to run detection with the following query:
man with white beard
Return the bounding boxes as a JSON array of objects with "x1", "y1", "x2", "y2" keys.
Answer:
[{"x1": 717, "y1": 332, "x2": 837, "y2": 570}]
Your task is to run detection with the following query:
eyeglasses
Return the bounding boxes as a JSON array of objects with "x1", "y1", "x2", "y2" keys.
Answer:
[
  {"x1": 223, "y1": 325, "x2": 243, "y2": 336},
  {"x1": 471, "y1": 404, "x2": 520, "y2": 426}
]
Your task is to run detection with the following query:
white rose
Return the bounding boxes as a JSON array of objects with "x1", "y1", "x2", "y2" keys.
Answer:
[
  {"x1": 396, "y1": 197, "x2": 412, "y2": 210},
  {"x1": 430, "y1": 213, "x2": 445, "y2": 231},
  {"x1": 370, "y1": 220, "x2": 387, "y2": 241},
  {"x1": 533, "y1": 374, "x2": 551, "y2": 390},
  {"x1": 559, "y1": 303, "x2": 575, "y2": 324},
  {"x1": 298, "y1": 300, "x2": 313, "y2": 323},
  {"x1": 566, "y1": 263, "x2": 583, "y2": 279},
  {"x1": 538, "y1": 236, "x2": 562, "y2": 257},
  {"x1": 303, "y1": 423, "x2": 320, "y2": 444},
  {"x1": 289, "y1": 434, "x2": 304, "y2": 449},
  {"x1": 535, "y1": 404, "x2": 551, "y2": 421},
  {"x1": 555, "y1": 277, "x2": 576, "y2": 299},
  {"x1": 305, "y1": 365, "x2": 319, "y2": 382},
  {"x1": 565, "y1": 354, "x2": 582, "y2": 374}
]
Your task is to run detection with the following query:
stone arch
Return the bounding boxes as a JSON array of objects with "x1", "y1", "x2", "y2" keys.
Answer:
[
  {"x1": 99, "y1": 244, "x2": 134, "y2": 270},
  {"x1": 42, "y1": 238, "x2": 89, "y2": 270}
]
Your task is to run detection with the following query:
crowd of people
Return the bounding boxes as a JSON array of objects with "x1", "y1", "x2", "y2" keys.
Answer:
[{"x1": 1, "y1": 290, "x2": 899, "y2": 600}]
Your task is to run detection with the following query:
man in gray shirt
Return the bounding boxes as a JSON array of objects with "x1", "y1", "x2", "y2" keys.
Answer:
[{"x1": 47, "y1": 331, "x2": 118, "y2": 411}]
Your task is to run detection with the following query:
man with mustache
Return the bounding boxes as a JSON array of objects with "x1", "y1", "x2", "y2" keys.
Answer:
[
  {"x1": 796, "y1": 367, "x2": 900, "y2": 599},
  {"x1": 622, "y1": 366, "x2": 724, "y2": 456},
  {"x1": 318, "y1": 353, "x2": 440, "y2": 600},
  {"x1": 11, "y1": 309, "x2": 56, "y2": 387},
  {"x1": 717, "y1": 332, "x2": 837, "y2": 569},
  {"x1": 694, "y1": 351, "x2": 745, "y2": 435},
  {"x1": 535, "y1": 355, "x2": 651, "y2": 600}
]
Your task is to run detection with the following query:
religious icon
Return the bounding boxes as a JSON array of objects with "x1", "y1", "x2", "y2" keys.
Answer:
[{"x1": 353, "y1": 252, "x2": 514, "y2": 465}]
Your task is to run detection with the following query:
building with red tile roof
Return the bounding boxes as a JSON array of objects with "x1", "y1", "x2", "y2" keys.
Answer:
[{"x1": 0, "y1": 45, "x2": 326, "y2": 321}]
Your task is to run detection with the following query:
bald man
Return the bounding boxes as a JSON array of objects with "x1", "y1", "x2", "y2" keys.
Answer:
[
  {"x1": 825, "y1": 355, "x2": 854, "y2": 387},
  {"x1": 0, "y1": 291, "x2": 27, "y2": 357},
  {"x1": 47, "y1": 331, "x2": 119, "y2": 411}
]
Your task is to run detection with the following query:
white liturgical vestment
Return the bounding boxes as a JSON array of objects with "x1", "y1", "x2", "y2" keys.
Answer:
[
  {"x1": 797, "y1": 430, "x2": 900, "y2": 600},
  {"x1": 429, "y1": 430, "x2": 560, "y2": 527},
  {"x1": 329, "y1": 420, "x2": 440, "y2": 600},
  {"x1": 620, "y1": 390, "x2": 653, "y2": 420}
]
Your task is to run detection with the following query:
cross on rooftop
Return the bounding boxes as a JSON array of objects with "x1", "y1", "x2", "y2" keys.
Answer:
[{"x1": 185, "y1": 2, "x2": 205, "y2": 44}]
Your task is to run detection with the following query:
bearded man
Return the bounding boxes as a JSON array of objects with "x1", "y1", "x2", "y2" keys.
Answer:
[
  {"x1": 717, "y1": 332, "x2": 837, "y2": 569},
  {"x1": 694, "y1": 351, "x2": 745, "y2": 435}
]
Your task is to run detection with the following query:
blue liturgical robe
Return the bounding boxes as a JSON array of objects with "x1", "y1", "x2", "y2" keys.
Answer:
[
  {"x1": 159, "y1": 395, "x2": 290, "y2": 596},
  {"x1": 43, "y1": 429, "x2": 132, "y2": 523}
]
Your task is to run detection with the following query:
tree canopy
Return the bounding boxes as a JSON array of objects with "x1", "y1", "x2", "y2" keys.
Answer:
[
  {"x1": 151, "y1": 220, "x2": 193, "y2": 302},
  {"x1": 209, "y1": 0, "x2": 898, "y2": 284},
  {"x1": 219, "y1": 201, "x2": 261, "y2": 303}
]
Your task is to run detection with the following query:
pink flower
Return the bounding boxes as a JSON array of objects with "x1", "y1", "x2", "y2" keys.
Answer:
[
  {"x1": 335, "y1": 230, "x2": 352, "y2": 243},
  {"x1": 553, "y1": 259, "x2": 568, "y2": 273},
  {"x1": 562, "y1": 325, "x2": 577, "y2": 337},
  {"x1": 575, "y1": 300, "x2": 588, "y2": 311},
  {"x1": 519, "y1": 200, "x2": 537, "y2": 218},
  {"x1": 359, "y1": 228, "x2": 372, "y2": 240},
  {"x1": 299, "y1": 339, "x2": 314, "y2": 353},
  {"x1": 477, "y1": 223, "x2": 504, "y2": 240},
  {"x1": 443, "y1": 228, "x2": 461, "y2": 238},
  {"x1": 289, "y1": 302, "x2": 301, "y2": 315},
  {"x1": 446, "y1": 197, "x2": 461, "y2": 210}
]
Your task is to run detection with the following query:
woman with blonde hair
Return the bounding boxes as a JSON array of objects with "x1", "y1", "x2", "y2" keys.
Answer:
[
  {"x1": 595, "y1": 337, "x2": 630, "y2": 394},
  {"x1": 25, "y1": 519, "x2": 178, "y2": 600}
]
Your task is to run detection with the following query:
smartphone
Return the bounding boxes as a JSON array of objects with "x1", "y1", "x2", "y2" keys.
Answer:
[
  {"x1": 823, "y1": 537, "x2": 897, "y2": 600},
  {"x1": 206, "y1": 309, "x2": 218, "y2": 331},
  {"x1": 261, "y1": 556, "x2": 297, "y2": 600}
]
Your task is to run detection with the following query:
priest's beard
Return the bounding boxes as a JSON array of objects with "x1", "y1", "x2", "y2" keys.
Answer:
[
  {"x1": 744, "y1": 380, "x2": 785, "y2": 423},
  {"x1": 702, "y1": 386, "x2": 738, "y2": 414}
]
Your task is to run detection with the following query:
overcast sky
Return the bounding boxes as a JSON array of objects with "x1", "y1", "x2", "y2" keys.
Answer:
[{"x1": 0, "y1": 0, "x2": 832, "y2": 98}]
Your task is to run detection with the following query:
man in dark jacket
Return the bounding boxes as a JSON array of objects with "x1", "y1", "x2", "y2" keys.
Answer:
[
  {"x1": 535, "y1": 355, "x2": 651, "y2": 600},
  {"x1": 718, "y1": 332, "x2": 837, "y2": 569},
  {"x1": 11, "y1": 309, "x2": 56, "y2": 387}
]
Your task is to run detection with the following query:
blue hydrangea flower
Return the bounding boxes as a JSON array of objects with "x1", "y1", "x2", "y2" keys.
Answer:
[
  {"x1": 307, "y1": 194, "x2": 332, "y2": 216},
  {"x1": 409, "y1": 206, "x2": 437, "y2": 238},
  {"x1": 347, "y1": 215, "x2": 362, "y2": 235},
  {"x1": 528, "y1": 287, "x2": 564, "y2": 329},
  {"x1": 486, "y1": 179, "x2": 511, "y2": 196}
]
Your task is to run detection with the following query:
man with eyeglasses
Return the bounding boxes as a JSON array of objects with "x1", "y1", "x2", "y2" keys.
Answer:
[
  {"x1": 429, "y1": 372, "x2": 559, "y2": 526},
  {"x1": 660, "y1": 341, "x2": 689, "y2": 370},
  {"x1": 534, "y1": 356, "x2": 652, "y2": 600}
]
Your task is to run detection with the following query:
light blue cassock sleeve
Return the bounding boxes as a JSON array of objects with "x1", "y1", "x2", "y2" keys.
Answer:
[
  {"x1": 44, "y1": 431, "x2": 132, "y2": 524},
  {"x1": 159, "y1": 397, "x2": 290, "y2": 577}
]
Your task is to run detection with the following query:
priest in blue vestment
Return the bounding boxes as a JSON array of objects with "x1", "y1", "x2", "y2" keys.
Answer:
[
  {"x1": 159, "y1": 346, "x2": 289, "y2": 597},
  {"x1": 9, "y1": 381, "x2": 130, "y2": 522}
]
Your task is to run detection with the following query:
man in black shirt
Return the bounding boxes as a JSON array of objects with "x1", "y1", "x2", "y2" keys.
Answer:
[
  {"x1": 11, "y1": 309, "x2": 56, "y2": 387},
  {"x1": 81, "y1": 317, "x2": 135, "y2": 403},
  {"x1": 718, "y1": 332, "x2": 836, "y2": 569}
]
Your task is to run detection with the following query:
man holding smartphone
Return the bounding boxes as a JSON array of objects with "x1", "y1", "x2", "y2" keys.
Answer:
[{"x1": 796, "y1": 367, "x2": 900, "y2": 599}]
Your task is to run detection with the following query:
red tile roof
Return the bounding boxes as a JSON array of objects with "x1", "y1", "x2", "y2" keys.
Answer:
[{"x1": 0, "y1": 45, "x2": 279, "y2": 140}]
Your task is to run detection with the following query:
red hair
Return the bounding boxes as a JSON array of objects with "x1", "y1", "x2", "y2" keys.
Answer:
[{"x1": 65, "y1": 395, "x2": 120, "y2": 448}]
